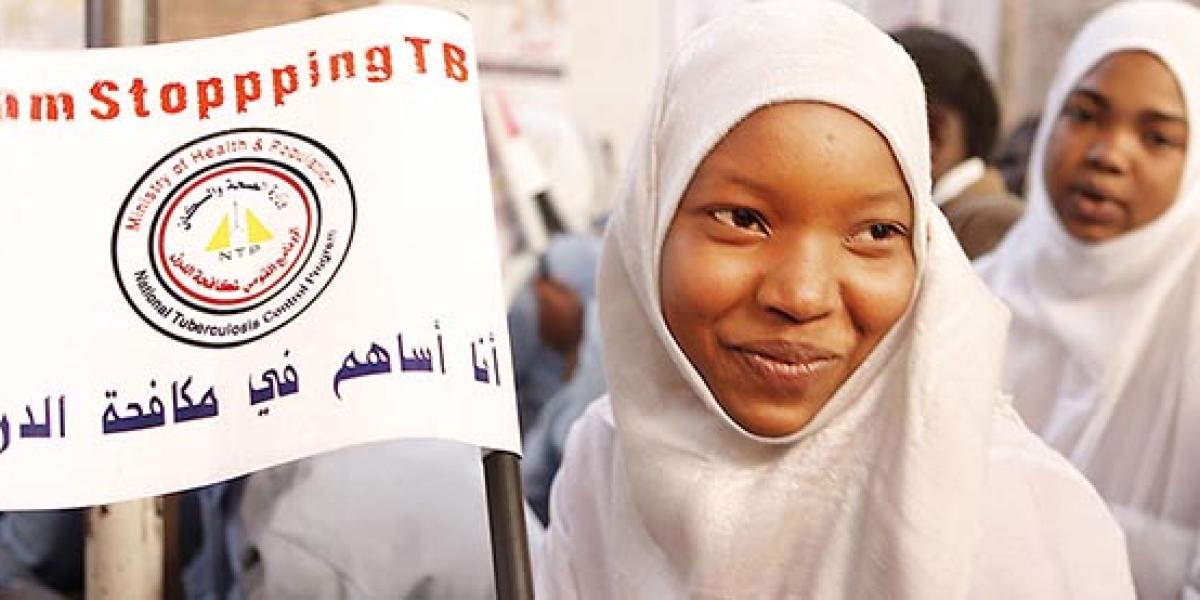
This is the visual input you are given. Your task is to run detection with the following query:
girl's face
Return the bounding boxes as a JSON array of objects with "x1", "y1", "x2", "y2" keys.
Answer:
[
  {"x1": 661, "y1": 102, "x2": 916, "y2": 438},
  {"x1": 1043, "y1": 50, "x2": 1188, "y2": 242}
]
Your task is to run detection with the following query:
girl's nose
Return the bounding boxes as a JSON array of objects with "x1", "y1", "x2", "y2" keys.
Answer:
[
  {"x1": 1084, "y1": 128, "x2": 1132, "y2": 175},
  {"x1": 753, "y1": 238, "x2": 837, "y2": 324}
]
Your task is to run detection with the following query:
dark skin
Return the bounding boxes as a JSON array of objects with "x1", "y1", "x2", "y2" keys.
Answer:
[
  {"x1": 660, "y1": 102, "x2": 915, "y2": 438},
  {"x1": 929, "y1": 103, "x2": 969, "y2": 181},
  {"x1": 1043, "y1": 50, "x2": 1188, "y2": 242},
  {"x1": 535, "y1": 276, "x2": 584, "y2": 378}
]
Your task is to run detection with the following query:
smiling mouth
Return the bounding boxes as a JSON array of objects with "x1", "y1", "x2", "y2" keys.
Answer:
[
  {"x1": 727, "y1": 341, "x2": 840, "y2": 390},
  {"x1": 1064, "y1": 183, "x2": 1126, "y2": 226}
]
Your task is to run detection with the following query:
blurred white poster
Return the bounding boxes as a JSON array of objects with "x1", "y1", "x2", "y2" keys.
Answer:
[
  {"x1": 0, "y1": 0, "x2": 83, "y2": 49},
  {"x1": 0, "y1": 5, "x2": 519, "y2": 509}
]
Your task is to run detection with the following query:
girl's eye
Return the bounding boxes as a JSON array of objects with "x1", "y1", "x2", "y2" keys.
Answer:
[
  {"x1": 849, "y1": 222, "x2": 909, "y2": 247},
  {"x1": 1064, "y1": 103, "x2": 1096, "y2": 125},
  {"x1": 711, "y1": 207, "x2": 768, "y2": 235},
  {"x1": 1144, "y1": 129, "x2": 1182, "y2": 150}
]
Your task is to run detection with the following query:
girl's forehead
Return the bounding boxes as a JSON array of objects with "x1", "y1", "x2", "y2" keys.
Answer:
[
  {"x1": 1080, "y1": 51, "x2": 1180, "y2": 92},
  {"x1": 686, "y1": 101, "x2": 907, "y2": 178},
  {"x1": 669, "y1": 102, "x2": 914, "y2": 244}
]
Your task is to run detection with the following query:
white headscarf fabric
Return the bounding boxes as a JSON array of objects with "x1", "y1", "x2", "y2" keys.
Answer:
[
  {"x1": 538, "y1": 1, "x2": 1133, "y2": 598},
  {"x1": 975, "y1": 2, "x2": 1200, "y2": 598}
]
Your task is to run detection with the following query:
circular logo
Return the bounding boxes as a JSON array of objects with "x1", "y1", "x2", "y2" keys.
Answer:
[{"x1": 113, "y1": 128, "x2": 355, "y2": 348}]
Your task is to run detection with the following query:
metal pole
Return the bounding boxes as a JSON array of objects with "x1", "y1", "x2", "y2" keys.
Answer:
[
  {"x1": 143, "y1": 0, "x2": 159, "y2": 45},
  {"x1": 87, "y1": 0, "x2": 155, "y2": 47},
  {"x1": 85, "y1": 0, "x2": 118, "y2": 47},
  {"x1": 483, "y1": 451, "x2": 535, "y2": 600}
]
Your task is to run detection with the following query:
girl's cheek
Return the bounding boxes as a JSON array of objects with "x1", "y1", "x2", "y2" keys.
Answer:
[{"x1": 842, "y1": 259, "x2": 915, "y2": 329}]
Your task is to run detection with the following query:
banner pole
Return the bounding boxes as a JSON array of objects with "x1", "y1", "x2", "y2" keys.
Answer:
[
  {"x1": 483, "y1": 450, "x2": 535, "y2": 600},
  {"x1": 84, "y1": 3, "x2": 165, "y2": 599},
  {"x1": 85, "y1": 498, "x2": 165, "y2": 599},
  {"x1": 85, "y1": 0, "x2": 117, "y2": 47}
]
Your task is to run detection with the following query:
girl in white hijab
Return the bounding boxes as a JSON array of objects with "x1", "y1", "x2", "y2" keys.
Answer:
[
  {"x1": 976, "y1": 2, "x2": 1200, "y2": 598},
  {"x1": 537, "y1": 1, "x2": 1133, "y2": 598}
]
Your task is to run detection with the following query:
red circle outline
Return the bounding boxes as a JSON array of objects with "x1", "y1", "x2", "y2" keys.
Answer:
[{"x1": 156, "y1": 165, "x2": 314, "y2": 307}]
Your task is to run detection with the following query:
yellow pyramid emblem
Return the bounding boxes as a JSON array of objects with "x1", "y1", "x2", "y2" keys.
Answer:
[
  {"x1": 204, "y1": 209, "x2": 273, "y2": 252},
  {"x1": 205, "y1": 215, "x2": 231, "y2": 251},
  {"x1": 245, "y1": 209, "x2": 273, "y2": 244}
]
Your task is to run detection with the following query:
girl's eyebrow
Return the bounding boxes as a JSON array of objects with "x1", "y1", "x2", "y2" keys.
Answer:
[
  {"x1": 863, "y1": 188, "x2": 909, "y2": 203},
  {"x1": 1071, "y1": 87, "x2": 1186, "y2": 125},
  {"x1": 1069, "y1": 88, "x2": 1108, "y2": 109},
  {"x1": 1143, "y1": 110, "x2": 1187, "y2": 126},
  {"x1": 710, "y1": 170, "x2": 773, "y2": 198},
  {"x1": 720, "y1": 171, "x2": 908, "y2": 204}
]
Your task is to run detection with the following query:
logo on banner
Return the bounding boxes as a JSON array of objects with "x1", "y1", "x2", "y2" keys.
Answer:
[{"x1": 113, "y1": 128, "x2": 356, "y2": 347}]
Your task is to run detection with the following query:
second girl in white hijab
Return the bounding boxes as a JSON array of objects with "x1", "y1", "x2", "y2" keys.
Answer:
[
  {"x1": 537, "y1": 1, "x2": 1134, "y2": 598},
  {"x1": 977, "y1": 2, "x2": 1200, "y2": 597}
]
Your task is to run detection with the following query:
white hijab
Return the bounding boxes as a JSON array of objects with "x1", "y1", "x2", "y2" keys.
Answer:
[
  {"x1": 975, "y1": 2, "x2": 1200, "y2": 597},
  {"x1": 592, "y1": 1, "x2": 1012, "y2": 597}
]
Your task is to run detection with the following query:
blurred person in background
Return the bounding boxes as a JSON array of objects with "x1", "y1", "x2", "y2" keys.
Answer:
[
  {"x1": 234, "y1": 439, "x2": 543, "y2": 599},
  {"x1": 508, "y1": 235, "x2": 609, "y2": 525},
  {"x1": 507, "y1": 234, "x2": 601, "y2": 434},
  {"x1": 977, "y1": 2, "x2": 1200, "y2": 597},
  {"x1": 893, "y1": 26, "x2": 1023, "y2": 259},
  {"x1": 0, "y1": 486, "x2": 240, "y2": 600},
  {"x1": 490, "y1": 103, "x2": 613, "y2": 522},
  {"x1": 995, "y1": 113, "x2": 1041, "y2": 197},
  {"x1": 520, "y1": 300, "x2": 604, "y2": 524},
  {"x1": 0, "y1": 511, "x2": 82, "y2": 599}
]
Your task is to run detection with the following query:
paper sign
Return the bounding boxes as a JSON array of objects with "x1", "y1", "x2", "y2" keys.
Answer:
[{"x1": 0, "y1": 5, "x2": 519, "y2": 509}]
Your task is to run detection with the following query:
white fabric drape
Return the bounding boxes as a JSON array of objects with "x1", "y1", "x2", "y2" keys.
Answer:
[
  {"x1": 975, "y1": 2, "x2": 1200, "y2": 598},
  {"x1": 933, "y1": 157, "x2": 987, "y2": 206},
  {"x1": 538, "y1": 1, "x2": 1133, "y2": 598}
]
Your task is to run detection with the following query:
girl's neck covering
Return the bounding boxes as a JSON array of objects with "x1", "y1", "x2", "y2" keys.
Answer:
[
  {"x1": 976, "y1": 2, "x2": 1200, "y2": 597},
  {"x1": 595, "y1": 1, "x2": 1012, "y2": 596}
]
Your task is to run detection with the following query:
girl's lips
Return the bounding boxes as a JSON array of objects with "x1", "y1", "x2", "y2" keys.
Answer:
[
  {"x1": 726, "y1": 341, "x2": 840, "y2": 390},
  {"x1": 1064, "y1": 185, "x2": 1125, "y2": 226}
]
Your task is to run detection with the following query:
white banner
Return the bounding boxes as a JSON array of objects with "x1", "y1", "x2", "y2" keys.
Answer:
[{"x1": 0, "y1": 5, "x2": 520, "y2": 509}]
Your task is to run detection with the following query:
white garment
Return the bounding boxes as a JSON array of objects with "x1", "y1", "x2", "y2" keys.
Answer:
[
  {"x1": 239, "y1": 439, "x2": 545, "y2": 599},
  {"x1": 975, "y1": 3, "x2": 1200, "y2": 599},
  {"x1": 932, "y1": 157, "x2": 987, "y2": 206},
  {"x1": 537, "y1": 1, "x2": 1133, "y2": 598},
  {"x1": 546, "y1": 400, "x2": 1129, "y2": 599}
]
